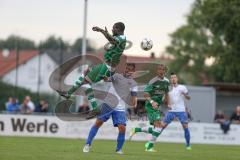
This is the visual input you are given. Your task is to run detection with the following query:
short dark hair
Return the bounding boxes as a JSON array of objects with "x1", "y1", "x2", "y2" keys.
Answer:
[
  {"x1": 170, "y1": 72, "x2": 176, "y2": 76},
  {"x1": 126, "y1": 63, "x2": 135, "y2": 70},
  {"x1": 158, "y1": 64, "x2": 168, "y2": 72},
  {"x1": 115, "y1": 22, "x2": 125, "y2": 32}
]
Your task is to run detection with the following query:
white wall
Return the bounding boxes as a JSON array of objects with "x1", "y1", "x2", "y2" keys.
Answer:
[
  {"x1": 0, "y1": 114, "x2": 239, "y2": 145},
  {"x1": 185, "y1": 86, "x2": 216, "y2": 123},
  {"x1": 2, "y1": 53, "x2": 57, "y2": 93}
]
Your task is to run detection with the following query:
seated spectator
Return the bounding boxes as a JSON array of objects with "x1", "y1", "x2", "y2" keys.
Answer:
[
  {"x1": 21, "y1": 99, "x2": 32, "y2": 114},
  {"x1": 214, "y1": 110, "x2": 231, "y2": 134},
  {"x1": 6, "y1": 98, "x2": 20, "y2": 113},
  {"x1": 25, "y1": 96, "x2": 35, "y2": 113},
  {"x1": 5, "y1": 96, "x2": 13, "y2": 110},
  {"x1": 35, "y1": 100, "x2": 48, "y2": 113},
  {"x1": 214, "y1": 110, "x2": 226, "y2": 123},
  {"x1": 230, "y1": 106, "x2": 240, "y2": 124}
]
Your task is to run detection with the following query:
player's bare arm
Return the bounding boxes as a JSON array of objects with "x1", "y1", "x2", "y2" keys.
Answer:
[
  {"x1": 163, "y1": 92, "x2": 169, "y2": 105},
  {"x1": 92, "y1": 26, "x2": 117, "y2": 44},
  {"x1": 182, "y1": 92, "x2": 191, "y2": 100},
  {"x1": 144, "y1": 92, "x2": 158, "y2": 109},
  {"x1": 131, "y1": 96, "x2": 137, "y2": 108}
]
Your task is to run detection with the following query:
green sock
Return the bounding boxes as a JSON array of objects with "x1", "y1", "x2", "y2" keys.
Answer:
[
  {"x1": 85, "y1": 87, "x2": 97, "y2": 110},
  {"x1": 135, "y1": 128, "x2": 142, "y2": 132},
  {"x1": 135, "y1": 127, "x2": 153, "y2": 133},
  {"x1": 67, "y1": 76, "x2": 84, "y2": 95},
  {"x1": 146, "y1": 128, "x2": 161, "y2": 149},
  {"x1": 152, "y1": 130, "x2": 160, "y2": 137},
  {"x1": 146, "y1": 142, "x2": 154, "y2": 150}
]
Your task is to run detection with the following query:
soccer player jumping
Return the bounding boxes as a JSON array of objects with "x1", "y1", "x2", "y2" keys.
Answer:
[
  {"x1": 130, "y1": 64, "x2": 170, "y2": 152},
  {"x1": 59, "y1": 22, "x2": 126, "y2": 117}
]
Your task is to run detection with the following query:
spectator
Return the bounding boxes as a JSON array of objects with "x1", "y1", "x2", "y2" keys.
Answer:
[
  {"x1": 214, "y1": 110, "x2": 231, "y2": 134},
  {"x1": 25, "y1": 96, "x2": 35, "y2": 113},
  {"x1": 5, "y1": 96, "x2": 13, "y2": 110},
  {"x1": 21, "y1": 99, "x2": 32, "y2": 114},
  {"x1": 78, "y1": 100, "x2": 90, "y2": 114},
  {"x1": 6, "y1": 98, "x2": 20, "y2": 113},
  {"x1": 214, "y1": 110, "x2": 226, "y2": 123},
  {"x1": 230, "y1": 106, "x2": 240, "y2": 124},
  {"x1": 35, "y1": 100, "x2": 48, "y2": 113}
]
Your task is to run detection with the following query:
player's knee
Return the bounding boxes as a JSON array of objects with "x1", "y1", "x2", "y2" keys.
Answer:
[
  {"x1": 95, "y1": 120, "x2": 103, "y2": 128},
  {"x1": 118, "y1": 125, "x2": 126, "y2": 133},
  {"x1": 161, "y1": 122, "x2": 167, "y2": 128},
  {"x1": 154, "y1": 121, "x2": 162, "y2": 128},
  {"x1": 182, "y1": 123, "x2": 188, "y2": 129}
]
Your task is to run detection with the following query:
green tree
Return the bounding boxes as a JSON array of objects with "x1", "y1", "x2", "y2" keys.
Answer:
[
  {"x1": 71, "y1": 38, "x2": 95, "y2": 53},
  {"x1": 0, "y1": 35, "x2": 36, "y2": 50},
  {"x1": 39, "y1": 35, "x2": 69, "y2": 51},
  {"x1": 166, "y1": 0, "x2": 240, "y2": 84}
]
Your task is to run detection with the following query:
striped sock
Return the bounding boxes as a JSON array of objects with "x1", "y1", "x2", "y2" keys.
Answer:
[
  {"x1": 135, "y1": 127, "x2": 153, "y2": 134},
  {"x1": 67, "y1": 76, "x2": 84, "y2": 96},
  {"x1": 146, "y1": 127, "x2": 161, "y2": 149},
  {"x1": 85, "y1": 85, "x2": 97, "y2": 110}
]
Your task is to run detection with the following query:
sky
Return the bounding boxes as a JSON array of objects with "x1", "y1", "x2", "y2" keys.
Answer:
[{"x1": 0, "y1": 0, "x2": 194, "y2": 57}]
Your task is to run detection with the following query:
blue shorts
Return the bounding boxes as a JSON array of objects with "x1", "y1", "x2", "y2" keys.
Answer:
[
  {"x1": 97, "y1": 103, "x2": 126, "y2": 127},
  {"x1": 164, "y1": 112, "x2": 188, "y2": 124}
]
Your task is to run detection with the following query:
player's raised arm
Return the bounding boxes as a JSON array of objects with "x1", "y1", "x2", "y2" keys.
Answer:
[
  {"x1": 92, "y1": 22, "x2": 125, "y2": 45},
  {"x1": 92, "y1": 26, "x2": 117, "y2": 44}
]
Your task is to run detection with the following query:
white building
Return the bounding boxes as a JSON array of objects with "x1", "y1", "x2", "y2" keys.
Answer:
[{"x1": 0, "y1": 50, "x2": 57, "y2": 93}]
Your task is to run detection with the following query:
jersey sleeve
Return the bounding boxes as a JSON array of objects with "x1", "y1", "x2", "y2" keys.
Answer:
[
  {"x1": 114, "y1": 35, "x2": 126, "y2": 45},
  {"x1": 144, "y1": 84, "x2": 153, "y2": 94},
  {"x1": 182, "y1": 85, "x2": 188, "y2": 94}
]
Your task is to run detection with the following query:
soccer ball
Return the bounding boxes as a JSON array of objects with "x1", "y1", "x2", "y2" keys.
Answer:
[{"x1": 140, "y1": 38, "x2": 153, "y2": 51}]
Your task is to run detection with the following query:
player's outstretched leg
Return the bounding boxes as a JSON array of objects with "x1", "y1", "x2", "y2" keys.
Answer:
[
  {"x1": 145, "y1": 127, "x2": 161, "y2": 152},
  {"x1": 129, "y1": 127, "x2": 153, "y2": 140},
  {"x1": 84, "y1": 84, "x2": 98, "y2": 110},
  {"x1": 84, "y1": 64, "x2": 111, "y2": 118},
  {"x1": 83, "y1": 120, "x2": 103, "y2": 153}
]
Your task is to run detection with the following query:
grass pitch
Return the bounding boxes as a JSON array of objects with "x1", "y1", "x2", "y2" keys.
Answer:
[{"x1": 0, "y1": 136, "x2": 239, "y2": 160}]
